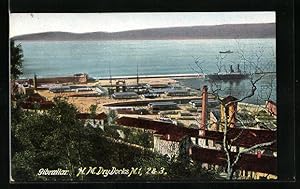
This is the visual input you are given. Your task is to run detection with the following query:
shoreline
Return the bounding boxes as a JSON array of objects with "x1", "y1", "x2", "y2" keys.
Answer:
[
  {"x1": 95, "y1": 73, "x2": 204, "y2": 80},
  {"x1": 18, "y1": 73, "x2": 204, "y2": 81},
  {"x1": 18, "y1": 71, "x2": 275, "y2": 81}
]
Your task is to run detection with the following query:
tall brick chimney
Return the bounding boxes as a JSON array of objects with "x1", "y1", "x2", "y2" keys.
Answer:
[
  {"x1": 33, "y1": 74, "x2": 37, "y2": 89},
  {"x1": 200, "y1": 85, "x2": 208, "y2": 136},
  {"x1": 228, "y1": 103, "x2": 237, "y2": 128}
]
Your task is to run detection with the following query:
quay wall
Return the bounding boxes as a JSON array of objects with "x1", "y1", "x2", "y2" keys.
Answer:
[
  {"x1": 25, "y1": 74, "x2": 89, "y2": 86},
  {"x1": 36, "y1": 76, "x2": 87, "y2": 84}
]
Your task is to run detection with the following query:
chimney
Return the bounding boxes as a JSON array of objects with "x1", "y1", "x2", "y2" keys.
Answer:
[
  {"x1": 33, "y1": 74, "x2": 37, "y2": 89},
  {"x1": 200, "y1": 85, "x2": 208, "y2": 136}
]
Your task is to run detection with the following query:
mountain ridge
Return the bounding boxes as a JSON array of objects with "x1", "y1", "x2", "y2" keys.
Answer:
[{"x1": 12, "y1": 23, "x2": 275, "y2": 41}]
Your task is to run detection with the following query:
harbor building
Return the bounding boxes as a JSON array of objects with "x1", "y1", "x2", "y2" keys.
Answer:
[
  {"x1": 148, "y1": 101, "x2": 178, "y2": 113},
  {"x1": 76, "y1": 112, "x2": 107, "y2": 129},
  {"x1": 30, "y1": 73, "x2": 89, "y2": 89},
  {"x1": 19, "y1": 93, "x2": 54, "y2": 110},
  {"x1": 114, "y1": 85, "x2": 277, "y2": 179},
  {"x1": 115, "y1": 115, "x2": 277, "y2": 179},
  {"x1": 112, "y1": 92, "x2": 139, "y2": 99},
  {"x1": 165, "y1": 88, "x2": 190, "y2": 96}
]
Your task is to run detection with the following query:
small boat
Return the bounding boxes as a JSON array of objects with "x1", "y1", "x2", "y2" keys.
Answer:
[{"x1": 219, "y1": 50, "x2": 234, "y2": 54}]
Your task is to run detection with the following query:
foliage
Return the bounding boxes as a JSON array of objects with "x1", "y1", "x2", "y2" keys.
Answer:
[
  {"x1": 11, "y1": 98, "x2": 216, "y2": 181},
  {"x1": 107, "y1": 109, "x2": 117, "y2": 125},
  {"x1": 89, "y1": 104, "x2": 97, "y2": 116},
  {"x1": 103, "y1": 125, "x2": 121, "y2": 139},
  {"x1": 11, "y1": 97, "x2": 95, "y2": 181},
  {"x1": 10, "y1": 40, "x2": 24, "y2": 80},
  {"x1": 117, "y1": 126, "x2": 153, "y2": 148}
]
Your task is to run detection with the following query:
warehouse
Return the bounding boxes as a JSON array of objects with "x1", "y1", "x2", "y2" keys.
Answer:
[
  {"x1": 49, "y1": 86, "x2": 71, "y2": 93},
  {"x1": 148, "y1": 101, "x2": 178, "y2": 113},
  {"x1": 112, "y1": 92, "x2": 139, "y2": 99},
  {"x1": 165, "y1": 88, "x2": 190, "y2": 96}
]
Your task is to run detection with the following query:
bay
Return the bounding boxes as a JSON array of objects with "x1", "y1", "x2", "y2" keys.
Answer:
[
  {"x1": 18, "y1": 38, "x2": 276, "y2": 104},
  {"x1": 19, "y1": 39, "x2": 275, "y2": 78}
]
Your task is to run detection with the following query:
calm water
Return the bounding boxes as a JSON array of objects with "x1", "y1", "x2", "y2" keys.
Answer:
[
  {"x1": 19, "y1": 39, "x2": 275, "y2": 78},
  {"x1": 177, "y1": 74, "x2": 276, "y2": 104},
  {"x1": 19, "y1": 39, "x2": 276, "y2": 104}
]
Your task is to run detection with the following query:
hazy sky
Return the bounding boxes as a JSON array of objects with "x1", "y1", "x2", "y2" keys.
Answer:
[{"x1": 10, "y1": 12, "x2": 275, "y2": 37}]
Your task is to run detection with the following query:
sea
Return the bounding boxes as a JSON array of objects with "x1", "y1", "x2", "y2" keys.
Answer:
[{"x1": 18, "y1": 38, "x2": 276, "y2": 104}]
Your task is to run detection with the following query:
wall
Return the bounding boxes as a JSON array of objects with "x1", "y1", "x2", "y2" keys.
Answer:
[
  {"x1": 84, "y1": 119, "x2": 105, "y2": 128},
  {"x1": 35, "y1": 74, "x2": 88, "y2": 85},
  {"x1": 153, "y1": 136, "x2": 180, "y2": 157},
  {"x1": 237, "y1": 170, "x2": 277, "y2": 180},
  {"x1": 209, "y1": 112, "x2": 219, "y2": 131},
  {"x1": 191, "y1": 137, "x2": 221, "y2": 150}
]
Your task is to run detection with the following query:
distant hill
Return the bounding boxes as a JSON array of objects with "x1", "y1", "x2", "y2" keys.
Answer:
[{"x1": 12, "y1": 23, "x2": 275, "y2": 41}]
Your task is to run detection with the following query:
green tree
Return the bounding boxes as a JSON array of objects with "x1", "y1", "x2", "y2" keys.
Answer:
[
  {"x1": 89, "y1": 104, "x2": 97, "y2": 115},
  {"x1": 10, "y1": 40, "x2": 24, "y2": 80},
  {"x1": 107, "y1": 109, "x2": 117, "y2": 125},
  {"x1": 11, "y1": 97, "x2": 95, "y2": 181},
  {"x1": 89, "y1": 104, "x2": 98, "y2": 124},
  {"x1": 11, "y1": 98, "x2": 216, "y2": 181}
]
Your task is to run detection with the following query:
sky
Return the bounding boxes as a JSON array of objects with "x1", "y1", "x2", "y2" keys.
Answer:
[{"x1": 10, "y1": 12, "x2": 275, "y2": 37}]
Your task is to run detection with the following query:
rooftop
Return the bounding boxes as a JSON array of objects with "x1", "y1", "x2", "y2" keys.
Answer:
[
  {"x1": 25, "y1": 93, "x2": 47, "y2": 103},
  {"x1": 191, "y1": 146, "x2": 277, "y2": 174},
  {"x1": 20, "y1": 101, "x2": 54, "y2": 110},
  {"x1": 76, "y1": 112, "x2": 107, "y2": 120},
  {"x1": 116, "y1": 116, "x2": 276, "y2": 149},
  {"x1": 112, "y1": 92, "x2": 138, "y2": 96},
  {"x1": 148, "y1": 101, "x2": 177, "y2": 106},
  {"x1": 20, "y1": 93, "x2": 54, "y2": 110},
  {"x1": 221, "y1": 96, "x2": 238, "y2": 104}
]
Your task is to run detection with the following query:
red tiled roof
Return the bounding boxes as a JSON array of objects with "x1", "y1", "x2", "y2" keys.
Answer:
[
  {"x1": 20, "y1": 101, "x2": 54, "y2": 110},
  {"x1": 76, "y1": 112, "x2": 107, "y2": 120},
  {"x1": 116, "y1": 117, "x2": 276, "y2": 149},
  {"x1": 266, "y1": 100, "x2": 277, "y2": 116},
  {"x1": 267, "y1": 100, "x2": 276, "y2": 105},
  {"x1": 116, "y1": 116, "x2": 198, "y2": 141},
  {"x1": 190, "y1": 146, "x2": 277, "y2": 174},
  {"x1": 221, "y1": 96, "x2": 238, "y2": 104},
  {"x1": 19, "y1": 93, "x2": 54, "y2": 110},
  {"x1": 26, "y1": 93, "x2": 47, "y2": 103},
  {"x1": 226, "y1": 128, "x2": 277, "y2": 149}
]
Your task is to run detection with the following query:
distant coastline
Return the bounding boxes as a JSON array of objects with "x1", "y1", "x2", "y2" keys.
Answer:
[{"x1": 12, "y1": 23, "x2": 275, "y2": 41}]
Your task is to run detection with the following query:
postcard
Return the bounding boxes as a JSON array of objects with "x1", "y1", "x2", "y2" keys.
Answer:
[{"x1": 9, "y1": 12, "x2": 278, "y2": 182}]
